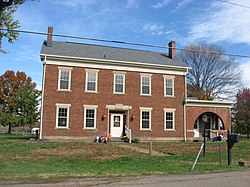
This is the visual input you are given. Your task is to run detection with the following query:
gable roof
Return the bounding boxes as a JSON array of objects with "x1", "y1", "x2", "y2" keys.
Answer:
[{"x1": 40, "y1": 41, "x2": 189, "y2": 68}]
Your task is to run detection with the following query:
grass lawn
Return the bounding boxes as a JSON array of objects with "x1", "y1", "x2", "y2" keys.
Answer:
[{"x1": 0, "y1": 133, "x2": 249, "y2": 181}]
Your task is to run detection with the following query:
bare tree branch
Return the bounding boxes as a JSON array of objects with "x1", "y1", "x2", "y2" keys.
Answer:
[{"x1": 179, "y1": 43, "x2": 242, "y2": 100}]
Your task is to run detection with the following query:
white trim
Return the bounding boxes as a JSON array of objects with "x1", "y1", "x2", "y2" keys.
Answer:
[
  {"x1": 56, "y1": 104, "x2": 70, "y2": 129},
  {"x1": 164, "y1": 108, "x2": 176, "y2": 131},
  {"x1": 139, "y1": 107, "x2": 153, "y2": 110},
  {"x1": 113, "y1": 73, "x2": 125, "y2": 94},
  {"x1": 164, "y1": 76, "x2": 175, "y2": 97},
  {"x1": 163, "y1": 75, "x2": 175, "y2": 79},
  {"x1": 44, "y1": 59, "x2": 188, "y2": 76},
  {"x1": 85, "y1": 70, "x2": 98, "y2": 92},
  {"x1": 106, "y1": 104, "x2": 132, "y2": 110},
  {"x1": 56, "y1": 103, "x2": 71, "y2": 107},
  {"x1": 83, "y1": 105, "x2": 97, "y2": 129},
  {"x1": 185, "y1": 99, "x2": 233, "y2": 108},
  {"x1": 140, "y1": 108, "x2": 152, "y2": 131},
  {"x1": 85, "y1": 68, "x2": 99, "y2": 72},
  {"x1": 58, "y1": 66, "x2": 73, "y2": 70},
  {"x1": 39, "y1": 62, "x2": 46, "y2": 139},
  {"x1": 140, "y1": 75, "x2": 152, "y2": 96},
  {"x1": 58, "y1": 68, "x2": 72, "y2": 91},
  {"x1": 41, "y1": 54, "x2": 190, "y2": 74},
  {"x1": 83, "y1": 105, "x2": 98, "y2": 108}
]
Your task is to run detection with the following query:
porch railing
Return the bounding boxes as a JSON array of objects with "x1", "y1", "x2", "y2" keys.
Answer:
[{"x1": 125, "y1": 126, "x2": 131, "y2": 144}]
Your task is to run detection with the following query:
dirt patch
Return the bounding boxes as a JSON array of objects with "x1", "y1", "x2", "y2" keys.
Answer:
[
  {"x1": 116, "y1": 144, "x2": 170, "y2": 156},
  {"x1": 30, "y1": 143, "x2": 134, "y2": 160}
]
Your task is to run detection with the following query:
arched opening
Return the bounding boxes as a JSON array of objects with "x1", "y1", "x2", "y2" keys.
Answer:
[{"x1": 193, "y1": 112, "x2": 225, "y2": 139}]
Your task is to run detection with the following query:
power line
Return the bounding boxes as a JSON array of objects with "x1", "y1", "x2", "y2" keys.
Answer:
[
  {"x1": 215, "y1": 0, "x2": 250, "y2": 9},
  {"x1": 1, "y1": 28, "x2": 250, "y2": 59}
]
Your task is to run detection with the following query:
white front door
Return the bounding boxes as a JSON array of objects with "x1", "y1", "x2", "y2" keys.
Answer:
[{"x1": 111, "y1": 114, "x2": 123, "y2": 137}]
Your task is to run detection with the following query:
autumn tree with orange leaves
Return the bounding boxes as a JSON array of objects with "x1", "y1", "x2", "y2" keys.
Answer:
[
  {"x1": 0, "y1": 70, "x2": 40, "y2": 133},
  {"x1": 233, "y1": 88, "x2": 250, "y2": 139}
]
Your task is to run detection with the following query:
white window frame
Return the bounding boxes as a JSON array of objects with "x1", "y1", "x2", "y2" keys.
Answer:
[
  {"x1": 83, "y1": 105, "x2": 98, "y2": 129},
  {"x1": 140, "y1": 107, "x2": 153, "y2": 130},
  {"x1": 113, "y1": 72, "x2": 125, "y2": 94},
  {"x1": 164, "y1": 75, "x2": 175, "y2": 97},
  {"x1": 140, "y1": 74, "x2": 152, "y2": 96},
  {"x1": 85, "y1": 69, "x2": 99, "y2": 92},
  {"x1": 58, "y1": 67, "x2": 72, "y2": 91},
  {"x1": 164, "y1": 108, "x2": 176, "y2": 131},
  {"x1": 55, "y1": 104, "x2": 71, "y2": 129}
]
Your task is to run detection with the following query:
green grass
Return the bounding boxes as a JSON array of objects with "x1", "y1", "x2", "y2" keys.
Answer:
[{"x1": 0, "y1": 133, "x2": 249, "y2": 181}]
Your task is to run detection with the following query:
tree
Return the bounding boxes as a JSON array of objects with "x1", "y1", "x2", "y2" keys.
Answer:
[
  {"x1": 179, "y1": 43, "x2": 241, "y2": 100},
  {"x1": 0, "y1": 70, "x2": 40, "y2": 133},
  {"x1": 0, "y1": 0, "x2": 35, "y2": 53},
  {"x1": 233, "y1": 88, "x2": 250, "y2": 139}
]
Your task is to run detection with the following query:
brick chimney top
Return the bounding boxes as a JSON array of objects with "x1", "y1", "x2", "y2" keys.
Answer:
[
  {"x1": 168, "y1": 41, "x2": 176, "y2": 59},
  {"x1": 46, "y1": 26, "x2": 53, "y2": 47}
]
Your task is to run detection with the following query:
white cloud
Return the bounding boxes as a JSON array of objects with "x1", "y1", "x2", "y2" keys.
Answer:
[
  {"x1": 176, "y1": 0, "x2": 193, "y2": 9},
  {"x1": 126, "y1": 0, "x2": 139, "y2": 8},
  {"x1": 152, "y1": 0, "x2": 172, "y2": 9},
  {"x1": 54, "y1": 0, "x2": 99, "y2": 8},
  {"x1": 187, "y1": 0, "x2": 250, "y2": 44},
  {"x1": 240, "y1": 61, "x2": 250, "y2": 88}
]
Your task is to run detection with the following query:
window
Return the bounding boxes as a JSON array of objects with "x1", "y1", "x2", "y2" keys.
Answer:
[
  {"x1": 140, "y1": 107, "x2": 152, "y2": 130},
  {"x1": 58, "y1": 68, "x2": 72, "y2": 91},
  {"x1": 114, "y1": 73, "x2": 125, "y2": 94},
  {"x1": 141, "y1": 75, "x2": 151, "y2": 95},
  {"x1": 84, "y1": 105, "x2": 97, "y2": 129},
  {"x1": 56, "y1": 104, "x2": 71, "y2": 128},
  {"x1": 164, "y1": 109, "x2": 176, "y2": 130},
  {"x1": 85, "y1": 70, "x2": 98, "y2": 92},
  {"x1": 164, "y1": 76, "x2": 174, "y2": 96}
]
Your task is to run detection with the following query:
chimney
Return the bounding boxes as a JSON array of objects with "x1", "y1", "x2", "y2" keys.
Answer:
[
  {"x1": 46, "y1": 26, "x2": 53, "y2": 47},
  {"x1": 168, "y1": 41, "x2": 176, "y2": 59}
]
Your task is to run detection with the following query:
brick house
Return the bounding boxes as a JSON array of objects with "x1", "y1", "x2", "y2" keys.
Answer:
[{"x1": 39, "y1": 27, "x2": 232, "y2": 141}]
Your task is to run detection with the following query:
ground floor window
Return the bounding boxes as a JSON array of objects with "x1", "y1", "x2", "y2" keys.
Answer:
[
  {"x1": 56, "y1": 104, "x2": 71, "y2": 128},
  {"x1": 84, "y1": 105, "x2": 97, "y2": 129},
  {"x1": 164, "y1": 108, "x2": 176, "y2": 130},
  {"x1": 140, "y1": 107, "x2": 152, "y2": 130}
]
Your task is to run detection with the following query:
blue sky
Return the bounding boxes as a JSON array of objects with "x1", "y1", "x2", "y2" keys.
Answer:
[{"x1": 1, "y1": 0, "x2": 250, "y2": 89}]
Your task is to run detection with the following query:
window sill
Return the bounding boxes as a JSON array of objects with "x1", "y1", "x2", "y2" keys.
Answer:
[
  {"x1": 113, "y1": 93, "x2": 126, "y2": 95},
  {"x1": 55, "y1": 127, "x2": 70, "y2": 130},
  {"x1": 140, "y1": 129, "x2": 152, "y2": 131},
  {"x1": 57, "y1": 89, "x2": 72, "y2": 92},
  {"x1": 83, "y1": 128, "x2": 98, "y2": 131},
  {"x1": 164, "y1": 95, "x2": 175, "y2": 98},
  {"x1": 84, "y1": 91, "x2": 99, "y2": 94},
  {"x1": 164, "y1": 129, "x2": 176, "y2": 131},
  {"x1": 140, "y1": 94, "x2": 152, "y2": 97}
]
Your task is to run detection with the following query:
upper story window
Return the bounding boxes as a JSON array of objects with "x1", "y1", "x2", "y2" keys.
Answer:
[
  {"x1": 141, "y1": 74, "x2": 151, "y2": 96},
  {"x1": 164, "y1": 76, "x2": 175, "y2": 97},
  {"x1": 114, "y1": 72, "x2": 125, "y2": 94},
  {"x1": 56, "y1": 104, "x2": 71, "y2": 128},
  {"x1": 140, "y1": 107, "x2": 152, "y2": 130},
  {"x1": 85, "y1": 69, "x2": 99, "y2": 92},
  {"x1": 164, "y1": 108, "x2": 176, "y2": 131},
  {"x1": 58, "y1": 67, "x2": 72, "y2": 91}
]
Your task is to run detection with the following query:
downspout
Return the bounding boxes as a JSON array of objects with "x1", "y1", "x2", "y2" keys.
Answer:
[
  {"x1": 183, "y1": 68, "x2": 188, "y2": 141},
  {"x1": 39, "y1": 55, "x2": 47, "y2": 140}
]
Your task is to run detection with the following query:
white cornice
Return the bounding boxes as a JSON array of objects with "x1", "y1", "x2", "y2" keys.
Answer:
[
  {"x1": 40, "y1": 54, "x2": 190, "y2": 75},
  {"x1": 185, "y1": 99, "x2": 234, "y2": 108}
]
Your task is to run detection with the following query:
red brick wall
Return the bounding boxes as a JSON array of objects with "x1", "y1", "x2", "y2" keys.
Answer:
[
  {"x1": 41, "y1": 64, "x2": 186, "y2": 140},
  {"x1": 186, "y1": 106, "x2": 231, "y2": 138}
]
